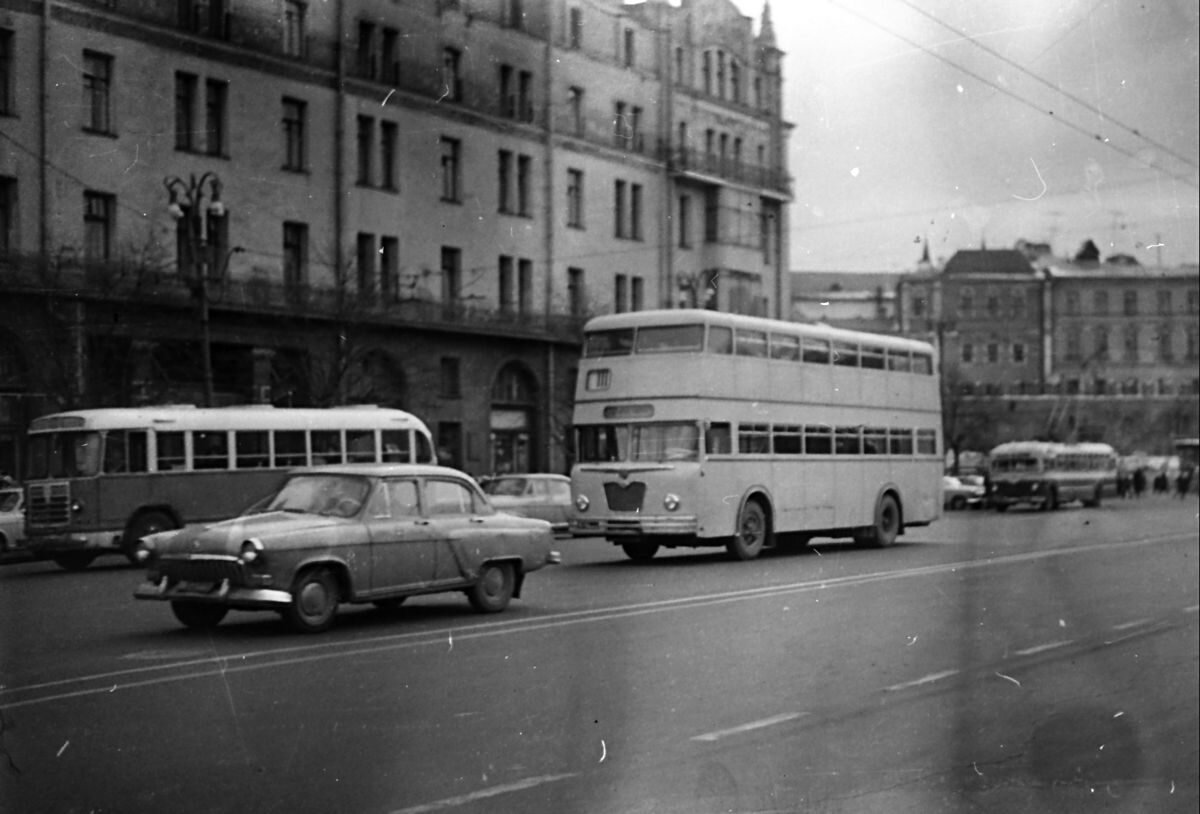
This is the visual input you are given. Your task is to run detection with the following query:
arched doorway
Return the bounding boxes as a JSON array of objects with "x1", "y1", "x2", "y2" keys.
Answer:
[{"x1": 489, "y1": 362, "x2": 539, "y2": 474}]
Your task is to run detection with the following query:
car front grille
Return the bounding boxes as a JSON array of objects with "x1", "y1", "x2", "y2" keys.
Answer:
[{"x1": 159, "y1": 555, "x2": 247, "y2": 584}]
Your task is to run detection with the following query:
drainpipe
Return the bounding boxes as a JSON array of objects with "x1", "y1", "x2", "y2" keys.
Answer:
[{"x1": 542, "y1": 4, "x2": 557, "y2": 472}]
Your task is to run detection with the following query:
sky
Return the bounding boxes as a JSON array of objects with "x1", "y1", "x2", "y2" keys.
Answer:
[{"x1": 727, "y1": 0, "x2": 1200, "y2": 271}]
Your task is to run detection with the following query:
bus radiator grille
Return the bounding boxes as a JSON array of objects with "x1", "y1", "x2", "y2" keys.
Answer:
[
  {"x1": 603, "y1": 481, "x2": 646, "y2": 512},
  {"x1": 27, "y1": 482, "x2": 71, "y2": 526}
]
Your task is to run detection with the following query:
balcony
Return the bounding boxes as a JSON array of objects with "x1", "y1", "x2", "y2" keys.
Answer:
[{"x1": 665, "y1": 146, "x2": 792, "y2": 198}]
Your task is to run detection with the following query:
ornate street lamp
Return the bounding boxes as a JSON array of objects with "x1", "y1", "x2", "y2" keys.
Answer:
[{"x1": 163, "y1": 172, "x2": 226, "y2": 407}]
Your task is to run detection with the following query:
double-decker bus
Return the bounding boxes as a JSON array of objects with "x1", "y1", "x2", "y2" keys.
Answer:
[
  {"x1": 987, "y1": 440, "x2": 1118, "y2": 511},
  {"x1": 569, "y1": 309, "x2": 943, "y2": 560},
  {"x1": 23, "y1": 405, "x2": 435, "y2": 570}
]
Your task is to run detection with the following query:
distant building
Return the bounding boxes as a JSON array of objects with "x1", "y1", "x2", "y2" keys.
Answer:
[
  {"x1": 0, "y1": 0, "x2": 792, "y2": 478},
  {"x1": 789, "y1": 271, "x2": 902, "y2": 333}
]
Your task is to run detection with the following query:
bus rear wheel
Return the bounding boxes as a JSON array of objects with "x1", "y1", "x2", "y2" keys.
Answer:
[
  {"x1": 123, "y1": 510, "x2": 176, "y2": 564},
  {"x1": 854, "y1": 494, "x2": 900, "y2": 548},
  {"x1": 621, "y1": 542, "x2": 660, "y2": 561},
  {"x1": 727, "y1": 500, "x2": 767, "y2": 560}
]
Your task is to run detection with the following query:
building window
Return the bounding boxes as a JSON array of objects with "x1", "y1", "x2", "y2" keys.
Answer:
[
  {"x1": 498, "y1": 150, "x2": 513, "y2": 213},
  {"x1": 613, "y1": 100, "x2": 627, "y2": 148},
  {"x1": 357, "y1": 21, "x2": 378, "y2": 79},
  {"x1": 614, "y1": 181, "x2": 627, "y2": 239},
  {"x1": 987, "y1": 343, "x2": 1000, "y2": 363},
  {"x1": 567, "y1": 86, "x2": 584, "y2": 137},
  {"x1": 282, "y1": 97, "x2": 306, "y2": 171},
  {"x1": 569, "y1": 8, "x2": 583, "y2": 49},
  {"x1": 175, "y1": 72, "x2": 198, "y2": 151},
  {"x1": 986, "y1": 295, "x2": 999, "y2": 317},
  {"x1": 1094, "y1": 289, "x2": 1108, "y2": 315},
  {"x1": 381, "y1": 28, "x2": 400, "y2": 84},
  {"x1": 704, "y1": 187, "x2": 718, "y2": 242},
  {"x1": 380, "y1": 121, "x2": 398, "y2": 189},
  {"x1": 498, "y1": 255, "x2": 514, "y2": 312},
  {"x1": 566, "y1": 169, "x2": 584, "y2": 228},
  {"x1": 440, "y1": 137, "x2": 461, "y2": 202},
  {"x1": 961, "y1": 343, "x2": 974, "y2": 364},
  {"x1": 380, "y1": 236, "x2": 398, "y2": 301},
  {"x1": 205, "y1": 79, "x2": 227, "y2": 156},
  {"x1": 517, "y1": 154, "x2": 531, "y2": 216},
  {"x1": 442, "y1": 48, "x2": 462, "y2": 101},
  {"x1": 1123, "y1": 289, "x2": 1138, "y2": 316},
  {"x1": 499, "y1": 64, "x2": 514, "y2": 117},
  {"x1": 83, "y1": 51, "x2": 114, "y2": 134},
  {"x1": 83, "y1": 191, "x2": 114, "y2": 262},
  {"x1": 1187, "y1": 328, "x2": 1198, "y2": 361},
  {"x1": 623, "y1": 28, "x2": 635, "y2": 67},
  {"x1": 754, "y1": 75, "x2": 762, "y2": 108},
  {"x1": 1012, "y1": 343, "x2": 1026, "y2": 364},
  {"x1": 518, "y1": 258, "x2": 533, "y2": 315},
  {"x1": 1123, "y1": 325, "x2": 1139, "y2": 360},
  {"x1": 505, "y1": 0, "x2": 524, "y2": 29},
  {"x1": 716, "y1": 50, "x2": 725, "y2": 98},
  {"x1": 568, "y1": 267, "x2": 585, "y2": 316},
  {"x1": 702, "y1": 51, "x2": 711, "y2": 94},
  {"x1": 356, "y1": 232, "x2": 376, "y2": 296},
  {"x1": 356, "y1": 115, "x2": 374, "y2": 185},
  {"x1": 1094, "y1": 326, "x2": 1109, "y2": 360},
  {"x1": 678, "y1": 195, "x2": 691, "y2": 248},
  {"x1": 1065, "y1": 290, "x2": 1079, "y2": 315},
  {"x1": 441, "y1": 246, "x2": 461, "y2": 304},
  {"x1": 283, "y1": 221, "x2": 309, "y2": 290},
  {"x1": 1158, "y1": 326, "x2": 1174, "y2": 361},
  {"x1": 518, "y1": 70, "x2": 533, "y2": 122},
  {"x1": 615, "y1": 274, "x2": 628, "y2": 313},
  {"x1": 0, "y1": 176, "x2": 14, "y2": 254},
  {"x1": 1188, "y1": 289, "x2": 1199, "y2": 314},
  {"x1": 0, "y1": 28, "x2": 13, "y2": 115},
  {"x1": 630, "y1": 183, "x2": 643, "y2": 240},
  {"x1": 631, "y1": 276, "x2": 644, "y2": 311},
  {"x1": 283, "y1": 0, "x2": 307, "y2": 58},
  {"x1": 1157, "y1": 289, "x2": 1172, "y2": 314},
  {"x1": 675, "y1": 46, "x2": 685, "y2": 83},
  {"x1": 440, "y1": 357, "x2": 461, "y2": 398},
  {"x1": 1064, "y1": 329, "x2": 1080, "y2": 362},
  {"x1": 959, "y1": 288, "x2": 974, "y2": 316},
  {"x1": 730, "y1": 61, "x2": 741, "y2": 103}
]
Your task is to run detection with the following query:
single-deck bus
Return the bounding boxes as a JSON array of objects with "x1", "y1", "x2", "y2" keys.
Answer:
[
  {"x1": 569, "y1": 309, "x2": 943, "y2": 560},
  {"x1": 987, "y1": 441, "x2": 1118, "y2": 511},
  {"x1": 23, "y1": 405, "x2": 435, "y2": 570}
]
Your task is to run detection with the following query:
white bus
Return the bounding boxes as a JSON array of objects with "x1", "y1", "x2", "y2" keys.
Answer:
[
  {"x1": 569, "y1": 309, "x2": 943, "y2": 560},
  {"x1": 23, "y1": 405, "x2": 435, "y2": 570},
  {"x1": 987, "y1": 441, "x2": 1118, "y2": 511}
]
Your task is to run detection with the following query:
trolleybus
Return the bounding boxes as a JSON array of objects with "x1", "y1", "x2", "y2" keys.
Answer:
[
  {"x1": 23, "y1": 405, "x2": 435, "y2": 569},
  {"x1": 987, "y1": 440, "x2": 1118, "y2": 511},
  {"x1": 569, "y1": 309, "x2": 943, "y2": 560}
]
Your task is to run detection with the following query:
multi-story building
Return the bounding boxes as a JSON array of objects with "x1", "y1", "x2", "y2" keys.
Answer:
[
  {"x1": 0, "y1": 0, "x2": 792, "y2": 479},
  {"x1": 896, "y1": 245, "x2": 1199, "y2": 453}
]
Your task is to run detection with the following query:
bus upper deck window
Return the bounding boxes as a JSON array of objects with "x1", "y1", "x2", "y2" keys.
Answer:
[
  {"x1": 887, "y1": 349, "x2": 912, "y2": 371},
  {"x1": 585, "y1": 329, "x2": 634, "y2": 357},
  {"x1": 769, "y1": 333, "x2": 801, "y2": 361},
  {"x1": 707, "y1": 326, "x2": 733, "y2": 354},
  {"x1": 802, "y1": 338, "x2": 830, "y2": 364},
  {"x1": 912, "y1": 353, "x2": 934, "y2": 374},
  {"x1": 832, "y1": 341, "x2": 859, "y2": 367},
  {"x1": 735, "y1": 330, "x2": 768, "y2": 357},
  {"x1": 635, "y1": 324, "x2": 704, "y2": 353}
]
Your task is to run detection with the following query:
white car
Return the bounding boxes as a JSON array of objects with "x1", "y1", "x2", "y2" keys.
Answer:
[
  {"x1": 943, "y1": 475, "x2": 986, "y2": 510},
  {"x1": 0, "y1": 488, "x2": 25, "y2": 552}
]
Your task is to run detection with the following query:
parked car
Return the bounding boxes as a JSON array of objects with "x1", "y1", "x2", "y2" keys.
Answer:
[
  {"x1": 481, "y1": 473, "x2": 574, "y2": 535},
  {"x1": 943, "y1": 475, "x2": 986, "y2": 510},
  {"x1": 0, "y1": 487, "x2": 25, "y2": 552},
  {"x1": 134, "y1": 464, "x2": 560, "y2": 633}
]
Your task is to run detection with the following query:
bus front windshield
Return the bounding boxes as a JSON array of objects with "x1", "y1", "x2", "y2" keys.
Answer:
[
  {"x1": 576, "y1": 422, "x2": 700, "y2": 463},
  {"x1": 26, "y1": 432, "x2": 104, "y2": 479},
  {"x1": 992, "y1": 456, "x2": 1041, "y2": 474}
]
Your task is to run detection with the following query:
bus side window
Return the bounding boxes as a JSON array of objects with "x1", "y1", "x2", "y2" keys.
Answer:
[
  {"x1": 802, "y1": 338, "x2": 830, "y2": 364},
  {"x1": 157, "y1": 431, "x2": 186, "y2": 471},
  {"x1": 235, "y1": 431, "x2": 270, "y2": 469},
  {"x1": 347, "y1": 430, "x2": 376, "y2": 462},
  {"x1": 707, "y1": 326, "x2": 733, "y2": 354},
  {"x1": 104, "y1": 430, "x2": 148, "y2": 473},
  {"x1": 312, "y1": 430, "x2": 342, "y2": 465},
  {"x1": 805, "y1": 425, "x2": 833, "y2": 455},
  {"x1": 705, "y1": 422, "x2": 732, "y2": 455},
  {"x1": 416, "y1": 432, "x2": 436, "y2": 464},
  {"x1": 912, "y1": 353, "x2": 934, "y2": 374},
  {"x1": 382, "y1": 430, "x2": 412, "y2": 463},
  {"x1": 274, "y1": 431, "x2": 307, "y2": 468},
  {"x1": 193, "y1": 431, "x2": 230, "y2": 470}
]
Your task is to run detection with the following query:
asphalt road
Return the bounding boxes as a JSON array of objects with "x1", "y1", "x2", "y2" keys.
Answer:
[{"x1": 2, "y1": 497, "x2": 1197, "y2": 814}]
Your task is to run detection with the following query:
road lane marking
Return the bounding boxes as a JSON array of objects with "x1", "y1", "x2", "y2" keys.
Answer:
[
  {"x1": 386, "y1": 772, "x2": 578, "y2": 814},
  {"x1": 883, "y1": 669, "x2": 959, "y2": 692},
  {"x1": 3, "y1": 531, "x2": 1194, "y2": 709},
  {"x1": 1013, "y1": 640, "x2": 1073, "y2": 656},
  {"x1": 691, "y1": 712, "x2": 807, "y2": 742},
  {"x1": 1112, "y1": 618, "x2": 1152, "y2": 631}
]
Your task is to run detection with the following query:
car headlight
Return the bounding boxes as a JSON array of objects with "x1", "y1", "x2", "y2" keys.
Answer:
[
  {"x1": 663, "y1": 493, "x2": 681, "y2": 511},
  {"x1": 574, "y1": 494, "x2": 590, "y2": 512},
  {"x1": 1030, "y1": 483, "x2": 1041, "y2": 492},
  {"x1": 240, "y1": 538, "x2": 265, "y2": 564},
  {"x1": 135, "y1": 537, "x2": 155, "y2": 563}
]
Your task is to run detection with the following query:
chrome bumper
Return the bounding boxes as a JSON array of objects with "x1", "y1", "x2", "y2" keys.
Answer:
[
  {"x1": 134, "y1": 577, "x2": 292, "y2": 607},
  {"x1": 570, "y1": 516, "x2": 698, "y2": 537}
]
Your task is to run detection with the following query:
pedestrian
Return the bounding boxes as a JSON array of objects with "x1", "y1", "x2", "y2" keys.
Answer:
[
  {"x1": 1116, "y1": 469, "x2": 1129, "y2": 499},
  {"x1": 1177, "y1": 467, "x2": 1194, "y2": 499},
  {"x1": 1132, "y1": 467, "x2": 1146, "y2": 498}
]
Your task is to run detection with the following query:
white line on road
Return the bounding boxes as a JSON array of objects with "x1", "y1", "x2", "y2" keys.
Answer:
[
  {"x1": 883, "y1": 669, "x2": 959, "y2": 692},
  {"x1": 1014, "y1": 640, "x2": 1073, "y2": 657},
  {"x1": 386, "y1": 773, "x2": 579, "y2": 814},
  {"x1": 690, "y1": 712, "x2": 807, "y2": 742},
  {"x1": 1112, "y1": 618, "x2": 1152, "y2": 631}
]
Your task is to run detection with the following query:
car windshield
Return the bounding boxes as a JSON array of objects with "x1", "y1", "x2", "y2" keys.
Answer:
[
  {"x1": 264, "y1": 474, "x2": 371, "y2": 518},
  {"x1": 0, "y1": 490, "x2": 20, "y2": 512},
  {"x1": 484, "y1": 478, "x2": 528, "y2": 497}
]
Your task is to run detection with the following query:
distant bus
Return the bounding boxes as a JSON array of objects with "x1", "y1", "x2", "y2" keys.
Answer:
[
  {"x1": 1175, "y1": 438, "x2": 1199, "y2": 470},
  {"x1": 987, "y1": 441, "x2": 1118, "y2": 511},
  {"x1": 569, "y1": 309, "x2": 943, "y2": 560},
  {"x1": 23, "y1": 405, "x2": 435, "y2": 570}
]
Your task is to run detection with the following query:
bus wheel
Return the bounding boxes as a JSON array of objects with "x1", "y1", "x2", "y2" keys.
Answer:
[
  {"x1": 123, "y1": 510, "x2": 176, "y2": 563},
  {"x1": 170, "y1": 601, "x2": 228, "y2": 629},
  {"x1": 621, "y1": 542, "x2": 660, "y2": 561},
  {"x1": 284, "y1": 567, "x2": 340, "y2": 633},
  {"x1": 727, "y1": 500, "x2": 767, "y2": 560},
  {"x1": 52, "y1": 552, "x2": 97, "y2": 571},
  {"x1": 855, "y1": 494, "x2": 901, "y2": 548}
]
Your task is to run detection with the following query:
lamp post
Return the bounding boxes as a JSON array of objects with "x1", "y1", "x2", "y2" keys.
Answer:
[{"x1": 164, "y1": 172, "x2": 225, "y2": 407}]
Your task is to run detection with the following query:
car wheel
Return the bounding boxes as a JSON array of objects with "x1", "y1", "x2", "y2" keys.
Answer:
[
  {"x1": 52, "y1": 552, "x2": 97, "y2": 571},
  {"x1": 284, "y1": 567, "x2": 340, "y2": 633},
  {"x1": 170, "y1": 601, "x2": 228, "y2": 629},
  {"x1": 950, "y1": 496, "x2": 966, "y2": 511},
  {"x1": 854, "y1": 494, "x2": 901, "y2": 548},
  {"x1": 621, "y1": 542, "x2": 660, "y2": 561},
  {"x1": 123, "y1": 510, "x2": 176, "y2": 564},
  {"x1": 726, "y1": 499, "x2": 767, "y2": 560},
  {"x1": 468, "y1": 561, "x2": 515, "y2": 613}
]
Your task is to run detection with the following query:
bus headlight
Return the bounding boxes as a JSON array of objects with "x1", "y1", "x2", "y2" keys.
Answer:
[
  {"x1": 663, "y1": 493, "x2": 681, "y2": 511},
  {"x1": 71, "y1": 499, "x2": 85, "y2": 514},
  {"x1": 240, "y1": 538, "x2": 265, "y2": 564},
  {"x1": 574, "y1": 494, "x2": 590, "y2": 512}
]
